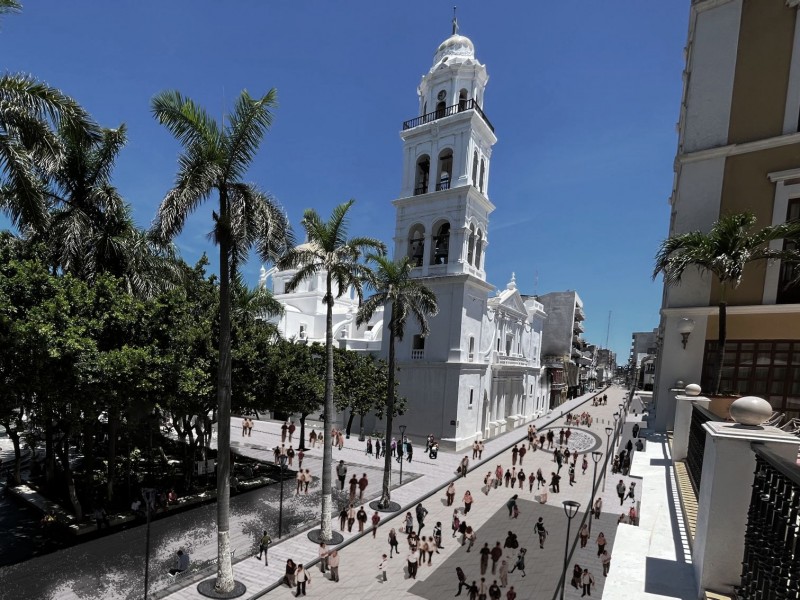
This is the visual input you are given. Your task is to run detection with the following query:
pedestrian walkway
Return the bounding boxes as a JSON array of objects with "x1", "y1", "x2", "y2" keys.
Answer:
[{"x1": 164, "y1": 387, "x2": 634, "y2": 599}]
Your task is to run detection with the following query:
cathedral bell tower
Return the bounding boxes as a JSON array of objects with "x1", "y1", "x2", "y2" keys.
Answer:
[
  {"x1": 387, "y1": 19, "x2": 499, "y2": 448},
  {"x1": 393, "y1": 18, "x2": 497, "y2": 279}
]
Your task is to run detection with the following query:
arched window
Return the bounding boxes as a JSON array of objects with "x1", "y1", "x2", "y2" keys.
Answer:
[
  {"x1": 472, "y1": 151, "x2": 478, "y2": 187},
  {"x1": 436, "y1": 149, "x2": 452, "y2": 191},
  {"x1": 407, "y1": 224, "x2": 425, "y2": 267},
  {"x1": 458, "y1": 89, "x2": 468, "y2": 111},
  {"x1": 475, "y1": 229, "x2": 484, "y2": 270},
  {"x1": 422, "y1": 100, "x2": 427, "y2": 116},
  {"x1": 469, "y1": 336, "x2": 475, "y2": 362},
  {"x1": 479, "y1": 159, "x2": 486, "y2": 193},
  {"x1": 435, "y1": 100, "x2": 446, "y2": 119},
  {"x1": 431, "y1": 221, "x2": 450, "y2": 265},
  {"x1": 467, "y1": 224, "x2": 476, "y2": 265},
  {"x1": 414, "y1": 154, "x2": 430, "y2": 196}
]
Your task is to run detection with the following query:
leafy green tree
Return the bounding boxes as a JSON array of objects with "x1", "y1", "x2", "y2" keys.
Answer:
[
  {"x1": 278, "y1": 200, "x2": 385, "y2": 541},
  {"x1": 151, "y1": 89, "x2": 291, "y2": 592},
  {"x1": 654, "y1": 212, "x2": 800, "y2": 394},
  {"x1": 358, "y1": 255, "x2": 438, "y2": 508}
]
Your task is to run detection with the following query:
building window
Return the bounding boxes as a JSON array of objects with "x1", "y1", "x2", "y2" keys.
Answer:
[
  {"x1": 467, "y1": 224, "x2": 476, "y2": 265},
  {"x1": 469, "y1": 388, "x2": 474, "y2": 407},
  {"x1": 496, "y1": 338, "x2": 500, "y2": 352},
  {"x1": 458, "y1": 89, "x2": 469, "y2": 111},
  {"x1": 479, "y1": 159, "x2": 485, "y2": 193},
  {"x1": 299, "y1": 324, "x2": 307, "y2": 339},
  {"x1": 412, "y1": 334, "x2": 426, "y2": 360},
  {"x1": 407, "y1": 224, "x2": 425, "y2": 267},
  {"x1": 436, "y1": 149, "x2": 453, "y2": 191},
  {"x1": 431, "y1": 221, "x2": 450, "y2": 265},
  {"x1": 505, "y1": 335, "x2": 513, "y2": 356},
  {"x1": 475, "y1": 229, "x2": 484, "y2": 270},
  {"x1": 778, "y1": 198, "x2": 800, "y2": 303},
  {"x1": 414, "y1": 154, "x2": 430, "y2": 196},
  {"x1": 701, "y1": 340, "x2": 800, "y2": 418},
  {"x1": 435, "y1": 99, "x2": 446, "y2": 118},
  {"x1": 469, "y1": 336, "x2": 475, "y2": 362},
  {"x1": 472, "y1": 151, "x2": 478, "y2": 187}
]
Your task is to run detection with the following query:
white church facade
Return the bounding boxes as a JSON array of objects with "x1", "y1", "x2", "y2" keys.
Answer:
[{"x1": 261, "y1": 25, "x2": 550, "y2": 450}]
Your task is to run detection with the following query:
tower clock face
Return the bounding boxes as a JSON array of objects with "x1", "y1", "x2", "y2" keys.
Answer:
[{"x1": 438, "y1": 90, "x2": 447, "y2": 101}]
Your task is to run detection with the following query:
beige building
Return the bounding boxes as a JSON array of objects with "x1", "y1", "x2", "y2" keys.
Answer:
[{"x1": 653, "y1": 0, "x2": 800, "y2": 431}]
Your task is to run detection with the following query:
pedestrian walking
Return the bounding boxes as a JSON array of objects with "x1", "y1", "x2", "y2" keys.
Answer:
[
  {"x1": 569, "y1": 464, "x2": 576, "y2": 486},
  {"x1": 499, "y1": 560, "x2": 508, "y2": 588},
  {"x1": 379, "y1": 553, "x2": 388, "y2": 582},
  {"x1": 594, "y1": 497, "x2": 603, "y2": 519},
  {"x1": 629, "y1": 504, "x2": 638, "y2": 526},
  {"x1": 357, "y1": 506, "x2": 368, "y2": 532},
  {"x1": 318, "y1": 542, "x2": 329, "y2": 573},
  {"x1": 463, "y1": 490, "x2": 474, "y2": 514},
  {"x1": 328, "y1": 549, "x2": 340, "y2": 582},
  {"x1": 507, "y1": 586, "x2": 517, "y2": 600},
  {"x1": 256, "y1": 531, "x2": 271, "y2": 566},
  {"x1": 303, "y1": 469, "x2": 311, "y2": 494},
  {"x1": 508, "y1": 548, "x2": 526, "y2": 576},
  {"x1": 391, "y1": 437, "x2": 397, "y2": 457},
  {"x1": 536, "y1": 468, "x2": 545, "y2": 489},
  {"x1": 388, "y1": 528, "x2": 400, "y2": 557},
  {"x1": 416, "y1": 502, "x2": 428, "y2": 534},
  {"x1": 287, "y1": 446, "x2": 295, "y2": 467},
  {"x1": 504, "y1": 469, "x2": 512, "y2": 487},
  {"x1": 616, "y1": 479, "x2": 626, "y2": 505},
  {"x1": 455, "y1": 566, "x2": 469, "y2": 596},
  {"x1": 490, "y1": 542, "x2": 503, "y2": 574},
  {"x1": 284, "y1": 559, "x2": 297, "y2": 588},
  {"x1": 375, "y1": 438, "x2": 382, "y2": 458},
  {"x1": 349, "y1": 474, "x2": 358, "y2": 503},
  {"x1": 404, "y1": 511, "x2": 414, "y2": 534},
  {"x1": 503, "y1": 530, "x2": 519, "y2": 552},
  {"x1": 459, "y1": 520, "x2": 468, "y2": 545},
  {"x1": 309, "y1": 430, "x2": 317, "y2": 448},
  {"x1": 477, "y1": 578, "x2": 487, "y2": 600},
  {"x1": 528, "y1": 471, "x2": 535, "y2": 493},
  {"x1": 627, "y1": 481, "x2": 636, "y2": 501},
  {"x1": 281, "y1": 421, "x2": 288, "y2": 443},
  {"x1": 517, "y1": 469, "x2": 525, "y2": 490},
  {"x1": 288, "y1": 421, "x2": 296, "y2": 443},
  {"x1": 465, "y1": 526, "x2": 476, "y2": 551},
  {"x1": 473, "y1": 440, "x2": 480, "y2": 459},
  {"x1": 446, "y1": 482, "x2": 456, "y2": 505},
  {"x1": 506, "y1": 494, "x2": 518, "y2": 518},
  {"x1": 339, "y1": 506, "x2": 347, "y2": 531},
  {"x1": 600, "y1": 549, "x2": 611, "y2": 576},
  {"x1": 489, "y1": 579, "x2": 502, "y2": 600},
  {"x1": 579, "y1": 523, "x2": 589, "y2": 547},
  {"x1": 480, "y1": 542, "x2": 490, "y2": 575},
  {"x1": 596, "y1": 532, "x2": 607, "y2": 556},
  {"x1": 452, "y1": 510, "x2": 461, "y2": 538},
  {"x1": 347, "y1": 504, "x2": 356, "y2": 532},
  {"x1": 550, "y1": 472, "x2": 561, "y2": 493},
  {"x1": 337, "y1": 460, "x2": 347, "y2": 491},
  {"x1": 582, "y1": 455, "x2": 588, "y2": 475},
  {"x1": 518, "y1": 445, "x2": 526, "y2": 465},
  {"x1": 534, "y1": 517, "x2": 548, "y2": 549},
  {"x1": 478, "y1": 440, "x2": 485, "y2": 459},
  {"x1": 433, "y1": 521, "x2": 443, "y2": 551},
  {"x1": 407, "y1": 547, "x2": 419, "y2": 579},
  {"x1": 371, "y1": 510, "x2": 380, "y2": 537},
  {"x1": 407, "y1": 440, "x2": 413, "y2": 462},
  {"x1": 297, "y1": 450, "x2": 304, "y2": 470},
  {"x1": 295, "y1": 564, "x2": 310, "y2": 597},
  {"x1": 366, "y1": 437, "x2": 373, "y2": 456},
  {"x1": 558, "y1": 428, "x2": 565, "y2": 445},
  {"x1": 420, "y1": 536, "x2": 430, "y2": 566},
  {"x1": 511, "y1": 444, "x2": 519, "y2": 466},
  {"x1": 296, "y1": 470, "x2": 304, "y2": 495},
  {"x1": 358, "y1": 473, "x2": 368, "y2": 501},
  {"x1": 460, "y1": 455, "x2": 470, "y2": 478},
  {"x1": 581, "y1": 568, "x2": 596, "y2": 597}
]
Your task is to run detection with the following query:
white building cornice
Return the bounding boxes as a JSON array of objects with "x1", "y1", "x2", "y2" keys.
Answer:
[
  {"x1": 677, "y1": 131, "x2": 800, "y2": 165},
  {"x1": 661, "y1": 303, "x2": 800, "y2": 317}
]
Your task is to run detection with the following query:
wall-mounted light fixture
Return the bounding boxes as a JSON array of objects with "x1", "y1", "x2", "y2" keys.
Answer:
[{"x1": 677, "y1": 318, "x2": 695, "y2": 350}]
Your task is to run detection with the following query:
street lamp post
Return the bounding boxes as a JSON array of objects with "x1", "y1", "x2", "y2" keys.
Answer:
[
  {"x1": 603, "y1": 426, "x2": 613, "y2": 491},
  {"x1": 398, "y1": 425, "x2": 407, "y2": 485},
  {"x1": 588, "y1": 451, "x2": 602, "y2": 535},
  {"x1": 560, "y1": 500, "x2": 581, "y2": 600},
  {"x1": 277, "y1": 454, "x2": 288, "y2": 538},
  {"x1": 612, "y1": 412, "x2": 619, "y2": 446}
]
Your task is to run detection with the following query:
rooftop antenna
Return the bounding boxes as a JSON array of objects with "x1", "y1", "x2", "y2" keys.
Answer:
[{"x1": 452, "y1": 6, "x2": 458, "y2": 35}]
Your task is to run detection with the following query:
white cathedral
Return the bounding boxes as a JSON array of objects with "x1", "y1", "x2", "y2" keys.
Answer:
[{"x1": 260, "y1": 26, "x2": 551, "y2": 450}]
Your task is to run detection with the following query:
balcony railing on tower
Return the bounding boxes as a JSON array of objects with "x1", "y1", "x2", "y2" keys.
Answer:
[{"x1": 402, "y1": 98, "x2": 494, "y2": 133}]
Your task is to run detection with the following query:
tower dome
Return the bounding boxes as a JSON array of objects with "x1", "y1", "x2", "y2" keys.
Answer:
[{"x1": 432, "y1": 33, "x2": 475, "y2": 66}]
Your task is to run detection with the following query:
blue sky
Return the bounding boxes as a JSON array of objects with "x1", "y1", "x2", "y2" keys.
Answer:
[{"x1": 1, "y1": 2, "x2": 688, "y2": 362}]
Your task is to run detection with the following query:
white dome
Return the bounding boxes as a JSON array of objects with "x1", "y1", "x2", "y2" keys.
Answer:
[{"x1": 433, "y1": 34, "x2": 475, "y2": 65}]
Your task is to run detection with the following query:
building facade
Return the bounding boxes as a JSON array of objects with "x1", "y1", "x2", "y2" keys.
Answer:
[
  {"x1": 652, "y1": 0, "x2": 800, "y2": 430},
  {"x1": 537, "y1": 290, "x2": 588, "y2": 404}
]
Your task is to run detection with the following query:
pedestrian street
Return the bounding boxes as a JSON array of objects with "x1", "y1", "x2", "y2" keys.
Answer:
[{"x1": 232, "y1": 385, "x2": 637, "y2": 600}]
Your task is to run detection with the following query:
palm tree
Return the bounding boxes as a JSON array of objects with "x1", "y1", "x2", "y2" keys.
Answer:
[
  {"x1": 654, "y1": 211, "x2": 800, "y2": 394},
  {"x1": 0, "y1": 73, "x2": 99, "y2": 233},
  {"x1": 357, "y1": 255, "x2": 438, "y2": 508},
  {"x1": 151, "y1": 89, "x2": 291, "y2": 593},
  {"x1": 277, "y1": 199, "x2": 385, "y2": 541},
  {"x1": 0, "y1": 0, "x2": 21, "y2": 17}
]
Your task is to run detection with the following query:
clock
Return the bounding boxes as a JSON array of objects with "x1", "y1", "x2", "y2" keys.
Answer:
[{"x1": 437, "y1": 90, "x2": 447, "y2": 101}]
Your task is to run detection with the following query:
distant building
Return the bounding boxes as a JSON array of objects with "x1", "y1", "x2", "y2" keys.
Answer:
[
  {"x1": 652, "y1": 0, "x2": 800, "y2": 430},
  {"x1": 537, "y1": 290, "x2": 588, "y2": 403}
]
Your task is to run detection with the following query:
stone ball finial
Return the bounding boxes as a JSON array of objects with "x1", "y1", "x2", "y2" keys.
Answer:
[
  {"x1": 675, "y1": 380, "x2": 685, "y2": 389},
  {"x1": 684, "y1": 383, "x2": 701, "y2": 397},
  {"x1": 729, "y1": 396, "x2": 773, "y2": 426}
]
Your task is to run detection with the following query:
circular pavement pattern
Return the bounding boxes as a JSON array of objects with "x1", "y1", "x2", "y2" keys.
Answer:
[{"x1": 534, "y1": 427, "x2": 602, "y2": 454}]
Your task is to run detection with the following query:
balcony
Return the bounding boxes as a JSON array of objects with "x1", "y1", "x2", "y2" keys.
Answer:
[
  {"x1": 574, "y1": 305, "x2": 585, "y2": 321},
  {"x1": 411, "y1": 349, "x2": 425, "y2": 360},
  {"x1": 573, "y1": 321, "x2": 584, "y2": 334},
  {"x1": 402, "y1": 98, "x2": 495, "y2": 133},
  {"x1": 496, "y1": 354, "x2": 528, "y2": 367}
]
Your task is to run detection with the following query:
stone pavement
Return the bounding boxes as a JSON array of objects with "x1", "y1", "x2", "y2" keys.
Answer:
[{"x1": 164, "y1": 385, "x2": 638, "y2": 599}]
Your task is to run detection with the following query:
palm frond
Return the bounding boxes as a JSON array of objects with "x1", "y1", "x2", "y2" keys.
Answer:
[
  {"x1": 151, "y1": 90, "x2": 221, "y2": 152},
  {"x1": 224, "y1": 89, "x2": 277, "y2": 181}
]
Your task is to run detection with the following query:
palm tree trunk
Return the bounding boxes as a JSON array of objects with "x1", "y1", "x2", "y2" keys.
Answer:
[
  {"x1": 712, "y1": 301, "x2": 727, "y2": 395},
  {"x1": 320, "y1": 274, "x2": 334, "y2": 541},
  {"x1": 380, "y1": 310, "x2": 396, "y2": 508},
  {"x1": 214, "y1": 221, "x2": 234, "y2": 592}
]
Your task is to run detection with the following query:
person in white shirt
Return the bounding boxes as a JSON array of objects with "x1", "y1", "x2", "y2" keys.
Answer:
[
  {"x1": 378, "y1": 553, "x2": 388, "y2": 581},
  {"x1": 580, "y1": 568, "x2": 596, "y2": 597}
]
